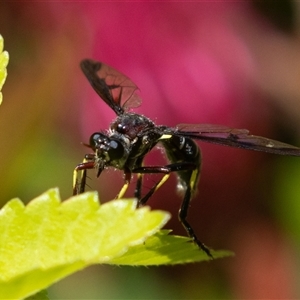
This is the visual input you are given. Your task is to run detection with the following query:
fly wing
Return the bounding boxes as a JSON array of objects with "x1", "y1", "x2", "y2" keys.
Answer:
[
  {"x1": 80, "y1": 59, "x2": 142, "y2": 115},
  {"x1": 176, "y1": 124, "x2": 300, "y2": 156}
]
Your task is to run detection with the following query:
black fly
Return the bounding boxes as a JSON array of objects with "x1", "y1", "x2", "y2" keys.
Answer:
[{"x1": 74, "y1": 59, "x2": 300, "y2": 257}]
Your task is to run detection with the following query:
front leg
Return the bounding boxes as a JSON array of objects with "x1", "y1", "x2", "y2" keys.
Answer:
[
  {"x1": 73, "y1": 154, "x2": 95, "y2": 195},
  {"x1": 115, "y1": 168, "x2": 132, "y2": 199}
]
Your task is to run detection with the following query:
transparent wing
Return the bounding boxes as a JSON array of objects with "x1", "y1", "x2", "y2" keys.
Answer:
[
  {"x1": 176, "y1": 124, "x2": 300, "y2": 156},
  {"x1": 80, "y1": 59, "x2": 142, "y2": 115}
]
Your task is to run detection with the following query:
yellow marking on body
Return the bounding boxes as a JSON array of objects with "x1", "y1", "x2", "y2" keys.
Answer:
[{"x1": 159, "y1": 134, "x2": 172, "y2": 140}]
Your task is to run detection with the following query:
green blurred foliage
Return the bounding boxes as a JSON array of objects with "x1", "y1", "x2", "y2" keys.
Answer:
[
  {"x1": 274, "y1": 158, "x2": 300, "y2": 246},
  {"x1": 0, "y1": 4, "x2": 88, "y2": 203},
  {"x1": 253, "y1": 0, "x2": 296, "y2": 33}
]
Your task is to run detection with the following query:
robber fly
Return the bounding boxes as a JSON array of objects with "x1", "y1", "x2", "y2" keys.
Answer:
[{"x1": 74, "y1": 59, "x2": 300, "y2": 257}]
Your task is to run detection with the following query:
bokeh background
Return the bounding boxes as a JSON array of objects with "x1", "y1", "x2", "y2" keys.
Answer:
[{"x1": 1, "y1": 1, "x2": 300, "y2": 299}]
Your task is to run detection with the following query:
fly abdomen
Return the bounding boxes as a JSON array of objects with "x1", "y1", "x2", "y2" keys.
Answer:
[
  {"x1": 161, "y1": 135, "x2": 200, "y2": 163},
  {"x1": 161, "y1": 135, "x2": 201, "y2": 195}
]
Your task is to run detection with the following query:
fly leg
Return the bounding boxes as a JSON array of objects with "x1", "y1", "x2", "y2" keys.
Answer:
[
  {"x1": 132, "y1": 162, "x2": 212, "y2": 257},
  {"x1": 116, "y1": 168, "x2": 132, "y2": 199},
  {"x1": 179, "y1": 175, "x2": 213, "y2": 258},
  {"x1": 132, "y1": 162, "x2": 191, "y2": 206},
  {"x1": 73, "y1": 154, "x2": 95, "y2": 195},
  {"x1": 134, "y1": 173, "x2": 143, "y2": 200}
]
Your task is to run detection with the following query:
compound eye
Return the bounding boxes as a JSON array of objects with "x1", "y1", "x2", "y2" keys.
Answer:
[
  {"x1": 108, "y1": 139, "x2": 124, "y2": 161},
  {"x1": 89, "y1": 133, "x2": 103, "y2": 148}
]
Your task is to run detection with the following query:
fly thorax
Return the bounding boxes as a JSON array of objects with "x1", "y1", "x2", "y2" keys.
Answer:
[{"x1": 110, "y1": 113, "x2": 155, "y2": 140}]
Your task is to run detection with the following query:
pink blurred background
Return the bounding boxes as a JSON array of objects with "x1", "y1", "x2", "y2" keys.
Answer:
[{"x1": 1, "y1": 2, "x2": 300, "y2": 298}]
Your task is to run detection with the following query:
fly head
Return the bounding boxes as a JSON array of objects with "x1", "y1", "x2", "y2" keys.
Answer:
[{"x1": 89, "y1": 132, "x2": 129, "y2": 171}]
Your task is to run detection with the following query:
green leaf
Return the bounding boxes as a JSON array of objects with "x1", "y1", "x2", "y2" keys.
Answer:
[
  {"x1": 0, "y1": 189, "x2": 170, "y2": 299},
  {"x1": 25, "y1": 289, "x2": 49, "y2": 300},
  {"x1": 111, "y1": 230, "x2": 233, "y2": 265},
  {"x1": 0, "y1": 34, "x2": 9, "y2": 104},
  {"x1": 0, "y1": 189, "x2": 232, "y2": 299}
]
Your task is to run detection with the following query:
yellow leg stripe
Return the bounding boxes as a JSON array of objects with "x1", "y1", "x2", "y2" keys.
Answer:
[
  {"x1": 155, "y1": 173, "x2": 170, "y2": 191},
  {"x1": 190, "y1": 169, "x2": 199, "y2": 190},
  {"x1": 73, "y1": 170, "x2": 78, "y2": 188},
  {"x1": 116, "y1": 182, "x2": 129, "y2": 199},
  {"x1": 73, "y1": 158, "x2": 89, "y2": 192}
]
